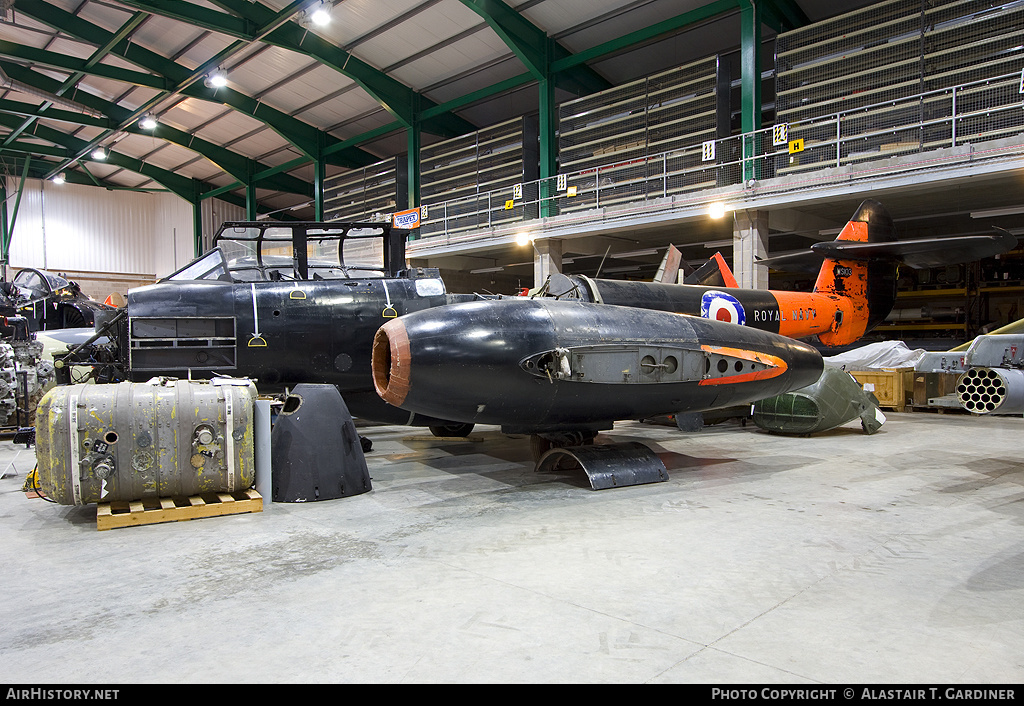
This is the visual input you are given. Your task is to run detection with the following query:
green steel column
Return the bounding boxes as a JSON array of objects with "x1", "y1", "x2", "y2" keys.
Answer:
[
  {"x1": 740, "y1": 0, "x2": 762, "y2": 182},
  {"x1": 407, "y1": 119, "x2": 421, "y2": 210},
  {"x1": 539, "y1": 39, "x2": 557, "y2": 219},
  {"x1": 314, "y1": 130, "x2": 327, "y2": 221},
  {"x1": 192, "y1": 179, "x2": 204, "y2": 257},
  {"x1": 192, "y1": 180, "x2": 203, "y2": 257},
  {"x1": 407, "y1": 106, "x2": 421, "y2": 241},
  {"x1": 0, "y1": 181, "x2": 8, "y2": 271},
  {"x1": 245, "y1": 159, "x2": 258, "y2": 220},
  {"x1": 4, "y1": 156, "x2": 31, "y2": 267}
]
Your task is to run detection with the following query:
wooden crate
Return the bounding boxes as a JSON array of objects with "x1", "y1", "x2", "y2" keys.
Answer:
[
  {"x1": 911, "y1": 371, "x2": 962, "y2": 408},
  {"x1": 96, "y1": 488, "x2": 262, "y2": 531},
  {"x1": 850, "y1": 368, "x2": 915, "y2": 412}
]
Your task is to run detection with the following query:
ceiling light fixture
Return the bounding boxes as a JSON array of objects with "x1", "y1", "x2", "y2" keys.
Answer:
[
  {"x1": 51, "y1": 173, "x2": 66, "y2": 185},
  {"x1": 311, "y1": 2, "x2": 332, "y2": 26},
  {"x1": 708, "y1": 202, "x2": 728, "y2": 219},
  {"x1": 205, "y1": 72, "x2": 228, "y2": 89},
  {"x1": 515, "y1": 232, "x2": 533, "y2": 246},
  {"x1": 139, "y1": 114, "x2": 158, "y2": 130},
  {"x1": 91, "y1": 147, "x2": 107, "y2": 160}
]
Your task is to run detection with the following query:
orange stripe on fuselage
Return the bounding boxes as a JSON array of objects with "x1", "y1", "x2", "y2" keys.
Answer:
[{"x1": 698, "y1": 345, "x2": 787, "y2": 386}]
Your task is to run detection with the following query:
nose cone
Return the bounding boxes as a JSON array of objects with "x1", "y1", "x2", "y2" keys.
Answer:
[{"x1": 784, "y1": 337, "x2": 825, "y2": 390}]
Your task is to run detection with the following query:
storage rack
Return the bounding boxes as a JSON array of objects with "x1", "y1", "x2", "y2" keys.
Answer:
[
  {"x1": 322, "y1": 157, "x2": 407, "y2": 223},
  {"x1": 775, "y1": 0, "x2": 1024, "y2": 175},
  {"x1": 419, "y1": 116, "x2": 538, "y2": 237},
  {"x1": 556, "y1": 57, "x2": 719, "y2": 213}
]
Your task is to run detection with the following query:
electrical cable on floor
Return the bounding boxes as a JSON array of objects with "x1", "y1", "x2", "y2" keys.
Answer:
[{"x1": 28, "y1": 465, "x2": 58, "y2": 504}]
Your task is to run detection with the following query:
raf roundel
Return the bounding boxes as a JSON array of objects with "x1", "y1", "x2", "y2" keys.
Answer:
[{"x1": 700, "y1": 291, "x2": 746, "y2": 326}]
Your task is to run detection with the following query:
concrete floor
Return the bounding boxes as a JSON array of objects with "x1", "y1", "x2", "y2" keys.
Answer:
[{"x1": 0, "y1": 411, "x2": 1022, "y2": 684}]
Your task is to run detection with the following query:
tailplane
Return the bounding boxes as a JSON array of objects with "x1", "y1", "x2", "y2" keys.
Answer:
[{"x1": 813, "y1": 199, "x2": 898, "y2": 346}]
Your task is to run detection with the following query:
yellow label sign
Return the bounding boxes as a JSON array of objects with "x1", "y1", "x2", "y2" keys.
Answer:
[
  {"x1": 504, "y1": 200, "x2": 515, "y2": 210},
  {"x1": 788, "y1": 139, "x2": 805, "y2": 154},
  {"x1": 566, "y1": 186, "x2": 577, "y2": 197}
]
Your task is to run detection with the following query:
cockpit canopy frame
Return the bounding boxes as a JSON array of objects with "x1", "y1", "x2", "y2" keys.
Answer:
[{"x1": 164, "y1": 221, "x2": 407, "y2": 283}]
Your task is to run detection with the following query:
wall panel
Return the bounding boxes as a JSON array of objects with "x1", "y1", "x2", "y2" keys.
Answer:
[{"x1": 5, "y1": 179, "x2": 195, "y2": 295}]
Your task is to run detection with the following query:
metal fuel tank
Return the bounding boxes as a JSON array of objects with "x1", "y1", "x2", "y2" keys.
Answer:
[{"x1": 35, "y1": 378, "x2": 256, "y2": 505}]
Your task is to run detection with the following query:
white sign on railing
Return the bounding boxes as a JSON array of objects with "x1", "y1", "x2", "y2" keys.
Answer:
[
  {"x1": 772, "y1": 124, "x2": 789, "y2": 146},
  {"x1": 702, "y1": 140, "x2": 716, "y2": 162}
]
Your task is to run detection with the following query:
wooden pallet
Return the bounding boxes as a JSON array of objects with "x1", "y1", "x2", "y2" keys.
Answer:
[{"x1": 96, "y1": 488, "x2": 263, "y2": 531}]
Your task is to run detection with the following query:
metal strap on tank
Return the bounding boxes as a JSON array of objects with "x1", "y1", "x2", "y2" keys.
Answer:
[
  {"x1": 225, "y1": 390, "x2": 235, "y2": 490},
  {"x1": 68, "y1": 394, "x2": 82, "y2": 505}
]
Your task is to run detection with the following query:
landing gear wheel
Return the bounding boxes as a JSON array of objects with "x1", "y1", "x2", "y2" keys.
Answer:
[{"x1": 429, "y1": 422, "x2": 475, "y2": 438}]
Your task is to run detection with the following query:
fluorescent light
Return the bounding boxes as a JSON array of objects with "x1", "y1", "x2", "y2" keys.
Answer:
[
  {"x1": 470, "y1": 266, "x2": 504, "y2": 274},
  {"x1": 612, "y1": 248, "x2": 658, "y2": 259},
  {"x1": 703, "y1": 238, "x2": 734, "y2": 249},
  {"x1": 970, "y1": 206, "x2": 1024, "y2": 219}
]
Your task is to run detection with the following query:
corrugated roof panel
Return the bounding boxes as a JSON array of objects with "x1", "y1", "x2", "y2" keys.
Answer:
[
  {"x1": 155, "y1": 25, "x2": 236, "y2": 73},
  {"x1": 42, "y1": 35, "x2": 100, "y2": 61},
  {"x1": 127, "y1": 141, "x2": 204, "y2": 170},
  {"x1": 71, "y1": 0, "x2": 136, "y2": 33},
  {"x1": 321, "y1": 0, "x2": 426, "y2": 47},
  {"x1": 421, "y1": 54, "x2": 526, "y2": 104},
  {"x1": 515, "y1": 0, "x2": 641, "y2": 36},
  {"x1": 355, "y1": 0, "x2": 483, "y2": 70},
  {"x1": 125, "y1": 17, "x2": 210, "y2": 63},
  {"x1": 550, "y1": 0, "x2": 690, "y2": 55},
  {"x1": 252, "y1": 146, "x2": 307, "y2": 168},
  {"x1": 390, "y1": 31, "x2": 512, "y2": 90},
  {"x1": 324, "y1": 110, "x2": 397, "y2": 141},
  {"x1": 0, "y1": 7, "x2": 54, "y2": 37},
  {"x1": 71, "y1": 76, "x2": 147, "y2": 106},
  {"x1": 227, "y1": 130, "x2": 296, "y2": 159},
  {"x1": 109, "y1": 133, "x2": 167, "y2": 161},
  {"x1": 159, "y1": 97, "x2": 231, "y2": 132},
  {"x1": 193, "y1": 112, "x2": 272, "y2": 145},
  {"x1": 226, "y1": 45, "x2": 316, "y2": 100},
  {"x1": 0, "y1": 19, "x2": 54, "y2": 48},
  {"x1": 258, "y1": 64, "x2": 362, "y2": 117}
]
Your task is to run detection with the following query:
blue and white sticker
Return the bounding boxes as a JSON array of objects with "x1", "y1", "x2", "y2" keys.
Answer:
[{"x1": 700, "y1": 291, "x2": 746, "y2": 326}]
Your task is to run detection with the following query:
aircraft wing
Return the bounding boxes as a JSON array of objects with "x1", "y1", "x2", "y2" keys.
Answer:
[
  {"x1": 811, "y1": 228, "x2": 1018, "y2": 269},
  {"x1": 760, "y1": 228, "x2": 1017, "y2": 272}
]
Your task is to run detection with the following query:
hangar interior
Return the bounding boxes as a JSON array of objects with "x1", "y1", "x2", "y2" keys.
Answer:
[{"x1": 1, "y1": 0, "x2": 1023, "y2": 684}]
